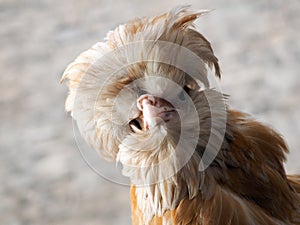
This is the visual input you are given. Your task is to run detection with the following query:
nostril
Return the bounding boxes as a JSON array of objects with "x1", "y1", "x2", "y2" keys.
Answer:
[{"x1": 147, "y1": 95, "x2": 156, "y2": 105}]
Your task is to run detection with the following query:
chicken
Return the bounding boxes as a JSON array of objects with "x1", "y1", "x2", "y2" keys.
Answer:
[{"x1": 61, "y1": 6, "x2": 300, "y2": 225}]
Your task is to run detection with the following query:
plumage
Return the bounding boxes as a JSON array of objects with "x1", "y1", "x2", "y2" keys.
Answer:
[{"x1": 61, "y1": 6, "x2": 300, "y2": 225}]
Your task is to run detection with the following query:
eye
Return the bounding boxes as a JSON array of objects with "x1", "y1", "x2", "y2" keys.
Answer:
[
  {"x1": 178, "y1": 85, "x2": 192, "y2": 101},
  {"x1": 178, "y1": 90, "x2": 186, "y2": 101}
]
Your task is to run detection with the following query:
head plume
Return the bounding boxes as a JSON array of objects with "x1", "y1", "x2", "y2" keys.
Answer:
[{"x1": 61, "y1": 5, "x2": 221, "y2": 161}]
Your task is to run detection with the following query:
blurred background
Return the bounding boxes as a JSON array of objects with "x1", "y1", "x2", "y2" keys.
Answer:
[{"x1": 0, "y1": 0, "x2": 299, "y2": 224}]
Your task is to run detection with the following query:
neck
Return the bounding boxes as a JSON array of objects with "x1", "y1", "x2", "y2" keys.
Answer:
[
  {"x1": 120, "y1": 89, "x2": 229, "y2": 223},
  {"x1": 130, "y1": 153, "x2": 204, "y2": 222}
]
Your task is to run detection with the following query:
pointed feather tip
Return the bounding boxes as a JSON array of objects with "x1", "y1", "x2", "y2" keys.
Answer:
[
  {"x1": 60, "y1": 74, "x2": 66, "y2": 83},
  {"x1": 170, "y1": 5, "x2": 214, "y2": 17},
  {"x1": 60, "y1": 69, "x2": 70, "y2": 83},
  {"x1": 194, "y1": 9, "x2": 215, "y2": 17}
]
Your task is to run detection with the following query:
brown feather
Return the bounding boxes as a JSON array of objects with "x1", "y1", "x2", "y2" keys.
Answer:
[{"x1": 61, "y1": 6, "x2": 300, "y2": 225}]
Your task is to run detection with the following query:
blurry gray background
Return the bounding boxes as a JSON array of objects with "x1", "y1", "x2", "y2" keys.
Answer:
[{"x1": 1, "y1": 0, "x2": 299, "y2": 224}]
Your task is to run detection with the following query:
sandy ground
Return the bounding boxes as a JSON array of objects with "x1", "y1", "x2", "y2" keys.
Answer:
[{"x1": 0, "y1": 0, "x2": 299, "y2": 224}]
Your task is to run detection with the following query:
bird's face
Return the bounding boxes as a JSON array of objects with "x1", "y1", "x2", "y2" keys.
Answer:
[
  {"x1": 62, "y1": 6, "x2": 224, "y2": 185},
  {"x1": 101, "y1": 69, "x2": 204, "y2": 185}
]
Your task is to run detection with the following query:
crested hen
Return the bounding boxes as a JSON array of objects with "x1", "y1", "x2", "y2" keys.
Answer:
[{"x1": 61, "y1": 6, "x2": 300, "y2": 225}]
